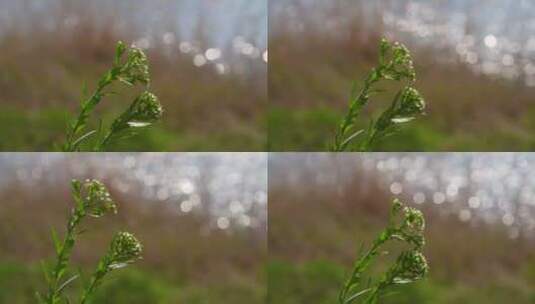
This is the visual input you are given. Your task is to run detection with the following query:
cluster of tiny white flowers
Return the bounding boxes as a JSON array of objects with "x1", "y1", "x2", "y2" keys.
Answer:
[
  {"x1": 82, "y1": 179, "x2": 117, "y2": 217},
  {"x1": 108, "y1": 231, "x2": 143, "y2": 268},
  {"x1": 131, "y1": 91, "x2": 163, "y2": 122},
  {"x1": 121, "y1": 46, "x2": 150, "y2": 85}
]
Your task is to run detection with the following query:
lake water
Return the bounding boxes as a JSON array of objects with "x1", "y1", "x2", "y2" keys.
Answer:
[
  {"x1": 270, "y1": 153, "x2": 535, "y2": 240},
  {"x1": 0, "y1": 153, "x2": 267, "y2": 231},
  {"x1": 0, "y1": 0, "x2": 267, "y2": 74},
  {"x1": 272, "y1": 0, "x2": 535, "y2": 86}
]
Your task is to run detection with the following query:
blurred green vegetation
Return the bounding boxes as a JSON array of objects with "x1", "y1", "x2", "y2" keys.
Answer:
[
  {"x1": 268, "y1": 172, "x2": 535, "y2": 303},
  {"x1": 267, "y1": 259, "x2": 535, "y2": 304},
  {"x1": 269, "y1": 30, "x2": 535, "y2": 151},
  {"x1": 0, "y1": 261, "x2": 264, "y2": 304},
  {"x1": 0, "y1": 106, "x2": 265, "y2": 151},
  {"x1": 268, "y1": 106, "x2": 535, "y2": 151}
]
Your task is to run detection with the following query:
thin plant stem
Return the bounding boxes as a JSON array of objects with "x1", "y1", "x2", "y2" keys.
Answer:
[{"x1": 44, "y1": 203, "x2": 85, "y2": 304}]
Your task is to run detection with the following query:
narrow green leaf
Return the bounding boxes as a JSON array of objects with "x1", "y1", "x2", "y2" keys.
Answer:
[
  {"x1": 40, "y1": 260, "x2": 51, "y2": 284},
  {"x1": 57, "y1": 274, "x2": 79, "y2": 294},
  {"x1": 71, "y1": 130, "x2": 97, "y2": 150},
  {"x1": 50, "y1": 227, "x2": 62, "y2": 255}
]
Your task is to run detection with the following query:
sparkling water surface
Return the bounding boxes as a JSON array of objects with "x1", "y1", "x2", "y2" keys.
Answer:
[
  {"x1": 0, "y1": 0, "x2": 267, "y2": 74},
  {"x1": 0, "y1": 153, "x2": 267, "y2": 232},
  {"x1": 272, "y1": 0, "x2": 535, "y2": 86},
  {"x1": 270, "y1": 153, "x2": 535, "y2": 240}
]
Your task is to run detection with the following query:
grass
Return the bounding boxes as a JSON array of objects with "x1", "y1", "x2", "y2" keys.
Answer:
[
  {"x1": 268, "y1": 259, "x2": 535, "y2": 304},
  {"x1": 1, "y1": 261, "x2": 264, "y2": 304}
]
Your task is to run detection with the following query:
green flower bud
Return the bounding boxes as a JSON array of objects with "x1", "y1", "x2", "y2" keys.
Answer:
[
  {"x1": 120, "y1": 46, "x2": 150, "y2": 85},
  {"x1": 108, "y1": 232, "x2": 143, "y2": 269},
  {"x1": 81, "y1": 179, "x2": 117, "y2": 217},
  {"x1": 399, "y1": 87, "x2": 425, "y2": 116},
  {"x1": 389, "y1": 199, "x2": 426, "y2": 249},
  {"x1": 378, "y1": 39, "x2": 416, "y2": 82},
  {"x1": 128, "y1": 91, "x2": 163, "y2": 126},
  {"x1": 392, "y1": 198, "x2": 404, "y2": 214},
  {"x1": 404, "y1": 206, "x2": 425, "y2": 231},
  {"x1": 393, "y1": 250, "x2": 429, "y2": 284}
]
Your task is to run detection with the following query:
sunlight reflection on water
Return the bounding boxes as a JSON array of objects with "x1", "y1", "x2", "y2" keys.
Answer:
[
  {"x1": 271, "y1": 153, "x2": 535, "y2": 240},
  {"x1": 272, "y1": 0, "x2": 535, "y2": 86},
  {"x1": 0, "y1": 0, "x2": 267, "y2": 75},
  {"x1": 0, "y1": 153, "x2": 267, "y2": 232}
]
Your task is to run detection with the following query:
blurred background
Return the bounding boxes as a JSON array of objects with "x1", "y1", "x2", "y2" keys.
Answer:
[
  {"x1": 269, "y1": 0, "x2": 535, "y2": 151},
  {"x1": 0, "y1": 153, "x2": 267, "y2": 303},
  {"x1": 0, "y1": 0, "x2": 267, "y2": 151},
  {"x1": 269, "y1": 153, "x2": 535, "y2": 303}
]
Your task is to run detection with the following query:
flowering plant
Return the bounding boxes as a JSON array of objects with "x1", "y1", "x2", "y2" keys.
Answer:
[
  {"x1": 332, "y1": 39, "x2": 425, "y2": 152},
  {"x1": 62, "y1": 42, "x2": 162, "y2": 151},
  {"x1": 338, "y1": 199, "x2": 428, "y2": 304},
  {"x1": 37, "y1": 179, "x2": 142, "y2": 304}
]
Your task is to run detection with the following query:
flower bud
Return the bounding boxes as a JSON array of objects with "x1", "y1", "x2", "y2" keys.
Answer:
[
  {"x1": 398, "y1": 87, "x2": 425, "y2": 116},
  {"x1": 394, "y1": 250, "x2": 429, "y2": 283},
  {"x1": 404, "y1": 206, "x2": 425, "y2": 231},
  {"x1": 108, "y1": 232, "x2": 143, "y2": 269},
  {"x1": 82, "y1": 179, "x2": 117, "y2": 217},
  {"x1": 128, "y1": 91, "x2": 163, "y2": 125},
  {"x1": 121, "y1": 46, "x2": 150, "y2": 85},
  {"x1": 379, "y1": 39, "x2": 416, "y2": 81}
]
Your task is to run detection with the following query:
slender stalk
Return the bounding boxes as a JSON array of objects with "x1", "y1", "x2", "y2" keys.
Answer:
[
  {"x1": 44, "y1": 204, "x2": 85, "y2": 304},
  {"x1": 79, "y1": 256, "x2": 110, "y2": 304},
  {"x1": 63, "y1": 74, "x2": 116, "y2": 152},
  {"x1": 333, "y1": 73, "x2": 379, "y2": 152}
]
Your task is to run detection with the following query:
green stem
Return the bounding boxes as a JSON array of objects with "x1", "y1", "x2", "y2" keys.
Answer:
[
  {"x1": 332, "y1": 71, "x2": 380, "y2": 152},
  {"x1": 63, "y1": 70, "x2": 118, "y2": 152},
  {"x1": 95, "y1": 99, "x2": 136, "y2": 151},
  {"x1": 339, "y1": 232, "x2": 389, "y2": 304},
  {"x1": 79, "y1": 258, "x2": 109, "y2": 304},
  {"x1": 45, "y1": 207, "x2": 85, "y2": 304}
]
